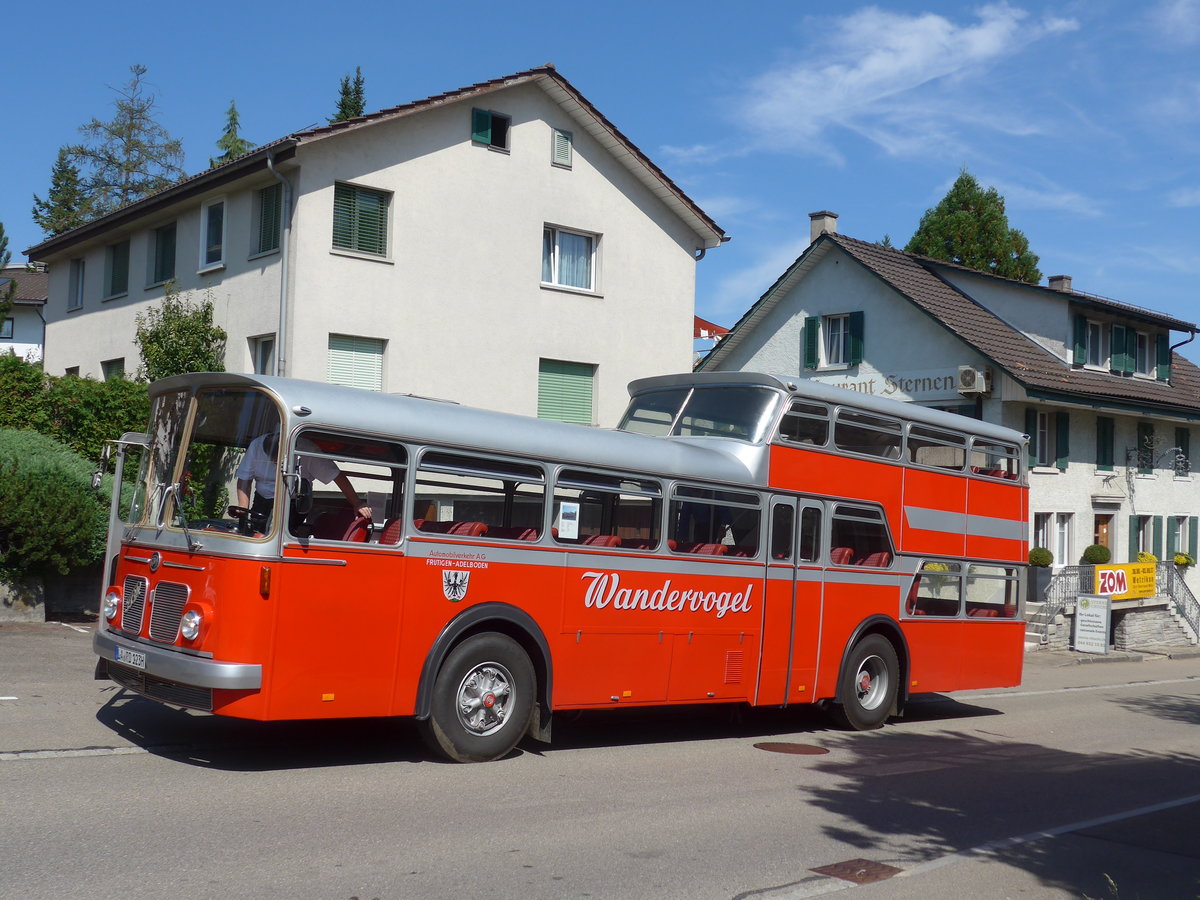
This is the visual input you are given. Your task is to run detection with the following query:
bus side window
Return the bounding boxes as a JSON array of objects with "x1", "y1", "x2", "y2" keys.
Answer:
[
  {"x1": 798, "y1": 506, "x2": 822, "y2": 562},
  {"x1": 777, "y1": 400, "x2": 829, "y2": 446},
  {"x1": 834, "y1": 410, "x2": 902, "y2": 460},
  {"x1": 551, "y1": 470, "x2": 662, "y2": 549},
  {"x1": 830, "y1": 504, "x2": 892, "y2": 566},
  {"x1": 908, "y1": 425, "x2": 966, "y2": 471},
  {"x1": 908, "y1": 561, "x2": 963, "y2": 617},
  {"x1": 288, "y1": 432, "x2": 407, "y2": 543},
  {"x1": 770, "y1": 504, "x2": 794, "y2": 561},
  {"x1": 670, "y1": 485, "x2": 761, "y2": 557},
  {"x1": 413, "y1": 451, "x2": 545, "y2": 541}
]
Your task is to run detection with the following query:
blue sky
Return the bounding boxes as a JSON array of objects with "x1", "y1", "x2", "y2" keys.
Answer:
[{"x1": 5, "y1": 1, "x2": 1199, "y2": 360}]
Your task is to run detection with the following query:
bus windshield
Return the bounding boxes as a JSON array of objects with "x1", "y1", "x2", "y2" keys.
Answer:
[
  {"x1": 618, "y1": 385, "x2": 780, "y2": 443},
  {"x1": 126, "y1": 387, "x2": 281, "y2": 535}
]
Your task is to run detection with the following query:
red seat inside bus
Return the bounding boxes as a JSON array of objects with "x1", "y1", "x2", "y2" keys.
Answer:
[
  {"x1": 620, "y1": 537, "x2": 657, "y2": 551},
  {"x1": 488, "y1": 526, "x2": 540, "y2": 541},
  {"x1": 414, "y1": 519, "x2": 489, "y2": 537},
  {"x1": 312, "y1": 510, "x2": 371, "y2": 542},
  {"x1": 857, "y1": 551, "x2": 892, "y2": 567},
  {"x1": 581, "y1": 534, "x2": 622, "y2": 547},
  {"x1": 677, "y1": 542, "x2": 728, "y2": 556},
  {"x1": 830, "y1": 547, "x2": 855, "y2": 566}
]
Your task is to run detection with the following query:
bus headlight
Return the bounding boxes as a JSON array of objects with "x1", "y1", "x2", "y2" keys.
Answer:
[
  {"x1": 180, "y1": 609, "x2": 203, "y2": 641},
  {"x1": 102, "y1": 590, "x2": 121, "y2": 621}
]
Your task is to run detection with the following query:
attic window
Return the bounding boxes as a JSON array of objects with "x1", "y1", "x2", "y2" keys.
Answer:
[{"x1": 472, "y1": 108, "x2": 511, "y2": 151}]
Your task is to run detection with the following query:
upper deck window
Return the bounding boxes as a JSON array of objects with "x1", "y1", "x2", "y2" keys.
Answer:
[
  {"x1": 833, "y1": 409, "x2": 902, "y2": 460},
  {"x1": 908, "y1": 424, "x2": 966, "y2": 471},
  {"x1": 619, "y1": 385, "x2": 779, "y2": 443},
  {"x1": 777, "y1": 400, "x2": 830, "y2": 447}
]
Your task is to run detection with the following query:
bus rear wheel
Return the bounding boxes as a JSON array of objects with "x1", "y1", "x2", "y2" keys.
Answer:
[
  {"x1": 831, "y1": 634, "x2": 898, "y2": 731},
  {"x1": 421, "y1": 633, "x2": 535, "y2": 763}
]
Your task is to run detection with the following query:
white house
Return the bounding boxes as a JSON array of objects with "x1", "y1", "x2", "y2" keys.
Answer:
[
  {"x1": 0, "y1": 266, "x2": 47, "y2": 361},
  {"x1": 699, "y1": 212, "x2": 1200, "y2": 582},
  {"x1": 27, "y1": 65, "x2": 726, "y2": 426}
]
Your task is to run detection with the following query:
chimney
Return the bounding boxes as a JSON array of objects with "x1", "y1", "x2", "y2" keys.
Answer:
[
  {"x1": 809, "y1": 210, "x2": 839, "y2": 244},
  {"x1": 1048, "y1": 274, "x2": 1073, "y2": 292}
]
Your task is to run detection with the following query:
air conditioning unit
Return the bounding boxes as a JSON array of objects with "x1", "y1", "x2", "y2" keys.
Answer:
[{"x1": 957, "y1": 365, "x2": 989, "y2": 394}]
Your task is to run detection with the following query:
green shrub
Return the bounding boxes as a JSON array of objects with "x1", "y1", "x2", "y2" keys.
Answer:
[
  {"x1": 0, "y1": 429, "x2": 109, "y2": 578},
  {"x1": 1028, "y1": 547, "x2": 1053, "y2": 567},
  {"x1": 1081, "y1": 544, "x2": 1111, "y2": 564}
]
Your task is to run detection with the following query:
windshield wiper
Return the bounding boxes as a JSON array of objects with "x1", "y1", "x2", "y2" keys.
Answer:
[{"x1": 164, "y1": 483, "x2": 202, "y2": 552}]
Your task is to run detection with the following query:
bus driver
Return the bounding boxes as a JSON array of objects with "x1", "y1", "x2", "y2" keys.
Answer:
[{"x1": 234, "y1": 431, "x2": 372, "y2": 529}]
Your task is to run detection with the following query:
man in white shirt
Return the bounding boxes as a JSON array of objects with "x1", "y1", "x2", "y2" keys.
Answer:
[{"x1": 235, "y1": 432, "x2": 372, "y2": 528}]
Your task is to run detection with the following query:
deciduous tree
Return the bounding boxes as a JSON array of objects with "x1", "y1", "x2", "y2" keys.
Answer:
[
  {"x1": 66, "y1": 64, "x2": 186, "y2": 215},
  {"x1": 905, "y1": 170, "x2": 1042, "y2": 284},
  {"x1": 134, "y1": 284, "x2": 227, "y2": 382}
]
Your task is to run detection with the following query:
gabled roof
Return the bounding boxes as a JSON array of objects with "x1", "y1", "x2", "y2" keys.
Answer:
[
  {"x1": 27, "y1": 65, "x2": 725, "y2": 259},
  {"x1": 0, "y1": 266, "x2": 48, "y2": 306},
  {"x1": 699, "y1": 232, "x2": 1200, "y2": 416}
]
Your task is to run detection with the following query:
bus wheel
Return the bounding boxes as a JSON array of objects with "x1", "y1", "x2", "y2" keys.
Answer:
[
  {"x1": 421, "y1": 633, "x2": 535, "y2": 763},
  {"x1": 831, "y1": 634, "x2": 898, "y2": 731}
]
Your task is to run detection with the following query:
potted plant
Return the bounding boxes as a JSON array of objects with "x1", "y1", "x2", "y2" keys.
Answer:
[
  {"x1": 1174, "y1": 552, "x2": 1195, "y2": 569},
  {"x1": 1137, "y1": 551, "x2": 1158, "y2": 564},
  {"x1": 1027, "y1": 547, "x2": 1053, "y2": 603},
  {"x1": 1081, "y1": 544, "x2": 1111, "y2": 565}
]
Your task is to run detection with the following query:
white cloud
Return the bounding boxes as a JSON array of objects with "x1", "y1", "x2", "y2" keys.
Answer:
[
  {"x1": 733, "y1": 4, "x2": 1079, "y2": 161},
  {"x1": 1149, "y1": 0, "x2": 1200, "y2": 46},
  {"x1": 983, "y1": 177, "x2": 1104, "y2": 218}
]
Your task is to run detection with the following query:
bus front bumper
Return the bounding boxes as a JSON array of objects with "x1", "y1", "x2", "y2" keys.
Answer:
[{"x1": 94, "y1": 629, "x2": 262, "y2": 690}]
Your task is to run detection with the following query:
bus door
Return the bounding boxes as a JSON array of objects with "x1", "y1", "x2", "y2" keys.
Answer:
[{"x1": 788, "y1": 501, "x2": 824, "y2": 704}]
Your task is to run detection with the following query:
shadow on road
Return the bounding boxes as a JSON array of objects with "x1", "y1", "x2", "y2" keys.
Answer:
[{"x1": 95, "y1": 685, "x2": 1003, "y2": 770}]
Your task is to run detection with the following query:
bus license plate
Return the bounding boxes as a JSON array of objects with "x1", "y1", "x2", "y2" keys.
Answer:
[{"x1": 115, "y1": 646, "x2": 146, "y2": 670}]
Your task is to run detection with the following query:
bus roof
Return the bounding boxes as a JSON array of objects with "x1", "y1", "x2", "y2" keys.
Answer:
[
  {"x1": 627, "y1": 371, "x2": 1027, "y2": 446},
  {"x1": 151, "y1": 372, "x2": 769, "y2": 487}
]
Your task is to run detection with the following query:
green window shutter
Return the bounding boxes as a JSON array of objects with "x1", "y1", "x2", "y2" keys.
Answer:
[
  {"x1": 1125, "y1": 328, "x2": 1138, "y2": 375},
  {"x1": 537, "y1": 359, "x2": 594, "y2": 424},
  {"x1": 327, "y1": 334, "x2": 384, "y2": 391},
  {"x1": 472, "y1": 108, "x2": 492, "y2": 144},
  {"x1": 1025, "y1": 408, "x2": 1038, "y2": 466},
  {"x1": 847, "y1": 310, "x2": 865, "y2": 365},
  {"x1": 1128, "y1": 516, "x2": 1140, "y2": 561},
  {"x1": 1072, "y1": 314, "x2": 1087, "y2": 365},
  {"x1": 1156, "y1": 334, "x2": 1171, "y2": 380},
  {"x1": 552, "y1": 128, "x2": 572, "y2": 166},
  {"x1": 1137, "y1": 421, "x2": 1154, "y2": 474},
  {"x1": 1153, "y1": 516, "x2": 1163, "y2": 559},
  {"x1": 257, "y1": 183, "x2": 282, "y2": 254},
  {"x1": 1055, "y1": 412, "x2": 1070, "y2": 470},
  {"x1": 1190, "y1": 518, "x2": 1198, "y2": 558},
  {"x1": 802, "y1": 317, "x2": 819, "y2": 370},
  {"x1": 153, "y1": 223, "x2": 176, "y2": 284},
  {"x1": 1109, "y1": 325, "x2": 1126, "y2": 374},
  {"x1": 1096, "y1": 417, "x2": 1113, "y2": 471},
  {"x1": 109, "y1": 240, "x2": 129, "y2": 295},
  {"x1": 333, "y1": 183, "x2": 388, "y2": 256}
]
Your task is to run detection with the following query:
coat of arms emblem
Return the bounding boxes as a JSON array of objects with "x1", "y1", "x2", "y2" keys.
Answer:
[{"x1": 442, "y1": 569, "x2": 470, "y2": 602}]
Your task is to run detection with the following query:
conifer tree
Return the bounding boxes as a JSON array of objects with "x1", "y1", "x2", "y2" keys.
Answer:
[
  {"x1": 328, "y1": 67, "x2": 366, "y2": 123},
  {"x1": 66, "y1": 64, "x2": 186, "y2": 215},
  {"x1": 0, "y1": 222, "x2": 15, "y2": 320},
  {"x1": 905, "y1": 170, "x2": 1042, "y2": 284},
  {"x1": 210, "y1": 100, "x2": 256, "y2": 167},
  {"x1": 32, "y1": 148, "x2": 95, "y2": 237}
]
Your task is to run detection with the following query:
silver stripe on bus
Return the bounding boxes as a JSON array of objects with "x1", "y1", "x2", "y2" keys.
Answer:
[{"x1": 904, "y1": 506, "x2": 1024, "y2": 541}]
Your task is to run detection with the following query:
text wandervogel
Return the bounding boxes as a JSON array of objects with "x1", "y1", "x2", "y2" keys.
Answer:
[{"x1": 580, "y1": 571, "x2": 754, "y2": 619}]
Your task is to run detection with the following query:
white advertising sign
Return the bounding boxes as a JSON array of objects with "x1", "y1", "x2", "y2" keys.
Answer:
[
  {"x1": 1073, "y1": 594, "x2": 1111, "y2": 655},
  {"x1": 808, "y1": 367, "x2": 961, "y2": 402}
]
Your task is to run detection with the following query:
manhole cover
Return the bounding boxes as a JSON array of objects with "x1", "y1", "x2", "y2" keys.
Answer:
[
  {"x1": 753, "y1": 742, "x2": 829, "y2": 755},
  {"x1": 810, "y1": 858, "x2": 903, "y2": 885}
]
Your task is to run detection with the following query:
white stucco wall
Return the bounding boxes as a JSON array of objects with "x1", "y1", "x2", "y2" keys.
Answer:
[{"x1": 1, "y1": 305, "x2": 44, "y2": 361}]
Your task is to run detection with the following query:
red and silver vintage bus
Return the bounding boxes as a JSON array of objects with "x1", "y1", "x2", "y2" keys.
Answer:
[{"x1": 93, "y1": 371, "x2": 1028, "y2": 762}]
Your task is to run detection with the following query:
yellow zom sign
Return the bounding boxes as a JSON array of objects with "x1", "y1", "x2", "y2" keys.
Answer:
[{"x1": 1094, "y1": 563, "x2": 1156, "y2": 600}]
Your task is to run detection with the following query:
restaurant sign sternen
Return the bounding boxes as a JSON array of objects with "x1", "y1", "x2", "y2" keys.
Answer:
[{"x1": 810, "y1": 366, "x2": 962, "y2": 402}]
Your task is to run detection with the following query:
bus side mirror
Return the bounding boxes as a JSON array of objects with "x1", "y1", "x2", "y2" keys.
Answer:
[
  {"x1": 91, "y1": 443, "x2": 113, "y2": 490},
  {"x1": 290, "y1": 476, "x2": 313, "y2": 516}
]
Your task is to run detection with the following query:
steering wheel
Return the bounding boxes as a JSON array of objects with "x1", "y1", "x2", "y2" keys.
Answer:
[{"x1": 227, "y1": 505, "x2": 250, "y2": 519}]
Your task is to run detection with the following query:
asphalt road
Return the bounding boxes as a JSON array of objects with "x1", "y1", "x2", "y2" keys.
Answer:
[{"x1": 2, "y1": 622, "x2": 1199, "y2": 900}]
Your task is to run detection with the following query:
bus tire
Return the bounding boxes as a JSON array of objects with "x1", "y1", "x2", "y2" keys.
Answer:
[
  {"x1": 831, "y1": 634, "x2": 898, "y2": 731},
  {"x1": 420, "y1": 633, "x2": 535, "y2": 763}
]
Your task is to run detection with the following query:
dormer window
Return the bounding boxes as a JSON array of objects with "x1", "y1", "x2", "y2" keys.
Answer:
[{"x1": 1084, "y1": 320, "x2": 1108, "y2": 368}]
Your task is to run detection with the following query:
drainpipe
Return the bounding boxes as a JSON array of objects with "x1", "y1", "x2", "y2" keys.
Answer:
[{"x1": 266, "y1": 151, "x2": 293, "y2": 378}]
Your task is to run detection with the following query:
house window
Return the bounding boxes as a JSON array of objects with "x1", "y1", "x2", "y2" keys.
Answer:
[
  {"x1": 1054, "y1": 513, "x2": 1073, "y2": 565},
  {"x1": 802, "y1": 312, "x2": 864, "y2": 369},
  {"x1": 1027, "y1": 408, "x2": 1069, "y2": 470},
  {"x1": 1096, "y1": 417, "x2": 1114, "y2": 471},
  {"x1": 332, "y1": 183, "x2": 389, "y2": 257},
  {"x1": 149, "y1": 222, "x2": 176, "y2": 285},
  {"x1": 254, "y1": 183, "x2": 282, "y2": 255},
  {"x1": 1033, "y1": 512, "x2": 1052, "y2": 551},
  {"x1": 104, "y1": 240, "x2": 130, "y2": 298},
  {"x1": 0, "y1": 318, "x2": 12, "y2": 340},
  {"x1": 1167, "y1": 516, "x2": 1189, "y2": 559},
  {"x1": 200, "y1": 199, "x2": 225, "y2": 268},
  {"x1": 68, "y1": 258, "x2": 86, "y2": 310},
  {"x1": 1085, "y1": 320, "x2": 1108, "y2": 368},
  {"x1": 542, "y1": 226, "x2": 595, "y2": 291},
  {"x1": 472, "y1": 108, "x2": 511, "y2": 150},
  {"x1": 64, "y1": 366, "x2": 79, "y2": 377},
  {"x1": 101, "y1": 358, "x2": 125, "y2": 381},
  {"x1": 537, "y1": 359, "x2": 595, "y2": 425},
  {"x1": 551, "y1": 128, "x2": 573, "y2": 167},
  {"x1": 1130, "y1": 514, "x2": 1161, "y2": 559},
  {"x1": 251, "y1": 335, "x2": 276, "y2": 376},
  {"x1": 327, "y1": 333, "x2": 384, "y2": 391},
  {"x1": 1135, "y1": 331, "x2": 1151, "y2": 375}
]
